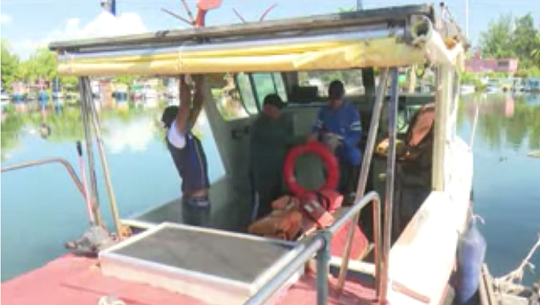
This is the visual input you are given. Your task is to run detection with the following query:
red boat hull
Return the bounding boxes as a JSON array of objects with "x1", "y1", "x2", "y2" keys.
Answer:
[{"x1": 2, "y1": 255, "x2": 377, "y2": 305}]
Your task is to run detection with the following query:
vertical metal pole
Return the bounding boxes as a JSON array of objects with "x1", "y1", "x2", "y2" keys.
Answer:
[
  {"x1": 316, "y1": 231, "x2": 331, "y2": 305},
  {"x1": 337, "y1": 69, "x2": 389, "y2": 293},
  {"x1": 379, "y1": 68, "x2": 399, "y2": 303},
  {"x1": 83, "y1": 78, "x2": 123, "y2": 237},
  {"x1": 433, "y1": 67, "x2": 450, "y2": 191},
  {"x1": 77, "y1": 141, "x2": 97, "y2": 225},
  {"x1": 78, "y1": 77, "x2": 103, "y2": 226},
  {"x1": 372, "y1": 195, "x2": 382, "y2": 294}
]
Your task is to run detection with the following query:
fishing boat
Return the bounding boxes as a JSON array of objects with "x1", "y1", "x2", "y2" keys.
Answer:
[
  {"x1": 4, "y1": 2, "x2": 536, "y2": 305},
  {"x1": 525, "y1": 77, "x2": 540, "y2": 93}
]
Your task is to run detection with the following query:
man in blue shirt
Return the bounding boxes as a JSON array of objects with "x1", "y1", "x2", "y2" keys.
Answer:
[
  {"x1": 308, "y1": 80, "x2": 362, "y2": 197},
  {"x1": 161, "y1": 75, "x2": 210, "y2": 227}
]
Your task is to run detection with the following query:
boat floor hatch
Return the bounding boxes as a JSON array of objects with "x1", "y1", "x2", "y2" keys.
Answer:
[{"x1": 99, "y1": 223, "x2": 305, "y2": 305}]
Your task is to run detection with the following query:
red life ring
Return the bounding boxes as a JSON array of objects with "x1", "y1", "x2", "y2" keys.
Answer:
[{"x1": 283, "y1": 141, "x2": 340, "y2": 196}]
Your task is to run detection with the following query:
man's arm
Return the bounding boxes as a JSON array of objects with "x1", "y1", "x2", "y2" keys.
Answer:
[
  {"x1": 174, "y1": 76, "x2": 191, "y2": 134},
  {"x1": 188, "y1": 75, "x2": 205, "y2": 128}
]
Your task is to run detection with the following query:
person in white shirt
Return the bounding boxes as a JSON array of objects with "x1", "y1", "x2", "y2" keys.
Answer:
[{"x1": 161, "y1": 75, "x2": 210, "y2": 226}]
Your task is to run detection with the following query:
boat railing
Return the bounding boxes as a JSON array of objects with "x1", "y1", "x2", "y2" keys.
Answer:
[
  {"x1": 1, "y1": 158, "x2": 85, "y2": 198},
  {"x1": 243, "y1": 191, "x2": 383, "y2": 305}
]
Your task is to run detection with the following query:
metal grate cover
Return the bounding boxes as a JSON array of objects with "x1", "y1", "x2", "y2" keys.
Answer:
[
  {"x1": 111, "y1": 224, "x2": 297, "y2": 283},
  {"x1": 99, "y1": 223, "x2": 304, "y2": 305}
]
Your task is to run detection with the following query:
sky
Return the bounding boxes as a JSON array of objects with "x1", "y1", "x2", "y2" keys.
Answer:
[{"x1": 1, "y1": 0, "x2": 539, "y2": 60}]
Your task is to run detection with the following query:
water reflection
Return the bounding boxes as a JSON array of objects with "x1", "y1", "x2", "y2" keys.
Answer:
[
  {"x1": 460, "y1": 93, "x2": 540, "y2": 152},
  {"x1": 105, "y1": 118, "x2": 156, "y2": 154},
  {"x1": 1, "y1": 109, "x2": 25, "y2": 160},
  {"x1": 0, "y1": 100, "x2": 212, "y2": 159},
  {"x1": 458, "y1": 93, "x2": 540, "y2": 284},
  {"x1": 0, "y1": 95, "x2": 228, "y2": 282}
]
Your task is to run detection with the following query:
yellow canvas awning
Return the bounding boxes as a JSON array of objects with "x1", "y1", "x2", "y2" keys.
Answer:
[{"x1": 58, "y1": 37, "x2": 429, "y2": 76}]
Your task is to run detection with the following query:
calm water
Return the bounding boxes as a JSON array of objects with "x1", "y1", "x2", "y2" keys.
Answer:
[{"x1": 1, "y1": 95, "x2": 539, "y2": 284}]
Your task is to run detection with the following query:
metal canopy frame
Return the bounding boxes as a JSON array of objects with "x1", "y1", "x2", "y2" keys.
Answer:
[{"x1": 49, "y1": 5, "x2": 437, "y2": 54}]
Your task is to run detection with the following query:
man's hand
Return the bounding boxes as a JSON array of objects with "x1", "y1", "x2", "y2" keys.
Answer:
[{"x1": 322, "y1": 133, "x2": 341, "y2": 153}]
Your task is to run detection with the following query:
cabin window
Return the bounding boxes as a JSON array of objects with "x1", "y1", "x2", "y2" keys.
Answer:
[
  {"x1": 272, "y1": 73, "x2": 288, "y2": 102},
  {"x1": 297, "y1": 70, "x2": 364, "y2": 97},
  {"x1": 236, "y1": 73, "x2": 258, "y2": 115},
  {"x1": 212, "y1": 74, "x2": 249, "y2": 121},
  {"x1": 251, "y1": 73, "x2": 288, "y2": 108},
  {"x1": 235, "y1": 72, "x2": 288, "y2": 113}
]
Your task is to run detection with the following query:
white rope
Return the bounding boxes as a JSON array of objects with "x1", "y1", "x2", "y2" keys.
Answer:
[
  {"x1": 495, "y1": 233, "x2": 540, "y2": 294},
  {"x1": 472, "y1": 214, "x2": 485, "y2": 225}
]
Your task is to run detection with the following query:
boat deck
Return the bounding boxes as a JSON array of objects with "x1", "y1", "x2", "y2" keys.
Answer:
[{"x1": 1, "y1": 255, "x2": 377, "y2": 305}]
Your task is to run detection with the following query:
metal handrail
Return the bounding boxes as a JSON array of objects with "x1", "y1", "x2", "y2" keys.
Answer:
[
  {"x1": 1, "y1": 158, "x2": 85, "y2": 197},
  {"x1": 338, "y1": 67, "x2": 389, "y2": 294},
  {"x1": 327, "y1": 191, "x2": 383, "y2": 302},
  {"x1": 244, "y1": 236, "x2": 325, "y2": 305},
  {"x1": 243, "y1": 191, "x2": 382, "y2": 305}
]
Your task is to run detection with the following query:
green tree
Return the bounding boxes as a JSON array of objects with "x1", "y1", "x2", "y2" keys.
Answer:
[
  {"x1": 531, "y1": 33, "x2": 540, "y2": 66},
  {"x1": 479, "y1": 14, "x2": 515, "y2": 59},
  {"x1": 511, "y1": 14, "x2": 537, "y2": 67},
  {"x1": 115, "y1": 75, "x2": 137, "y2": 86},
  {"x1": 29, "y1": 48, "x2": 58, "y2": 80},
  {"x1": 17, "y1": 48, "x2": 57, "y2": 83},
  {"x1": 60, "y1": 76, "x2": 79, "y2": 87},
  {"x1": 479, "y1": 13, "x2": 540, "y2": 69},
  {"x1": 1, "y1": 40, "x2": 20, "y2": 92},
  {"x1": 16, "y1": 47, "x2": 80, "y2": 87}
]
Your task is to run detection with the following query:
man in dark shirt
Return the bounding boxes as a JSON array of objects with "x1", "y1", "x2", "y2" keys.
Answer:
[
  {"x1": 161, "y1": 75, "x2": 210, "y2": 226},
  {"x1": 250, "y1": 94, "x2": 301, "y2": 219}
]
